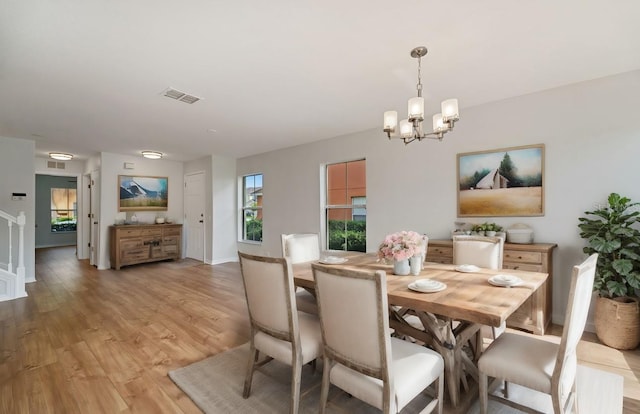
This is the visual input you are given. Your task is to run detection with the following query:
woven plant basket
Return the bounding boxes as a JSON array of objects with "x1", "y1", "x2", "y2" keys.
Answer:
[{"x1": 595, "y1": 296, "x2": 640, "y2": 350}]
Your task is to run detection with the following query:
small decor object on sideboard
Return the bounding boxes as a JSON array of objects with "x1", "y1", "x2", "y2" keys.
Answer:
[{"x1": 506, "y1": 223, "x2": 534, "y2": 244}]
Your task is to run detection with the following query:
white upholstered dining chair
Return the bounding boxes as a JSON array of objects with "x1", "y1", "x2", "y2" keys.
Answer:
[
  {"x1": 281, "y1": 233, "x2": 320, "y2": 314},
  {"x1": 452, "y1": 235, "x2": 504, "y2": 270},
  {"x1": 238, "y1": 252, "x2": 323, "y2": 414},
  {"x1": 453, "y1": 235, "x2": 506, "y2": 341},
  {"x1": 477, "y1": 253, "x2": 598, "y2": 414},
  {"x1": 312, "y1": 263, "x2": 444, "y2": 414}
]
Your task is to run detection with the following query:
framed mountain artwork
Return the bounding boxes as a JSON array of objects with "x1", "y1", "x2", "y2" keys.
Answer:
[{"x1": 118, "y1": 175, "x2": 168, "y2": 211}]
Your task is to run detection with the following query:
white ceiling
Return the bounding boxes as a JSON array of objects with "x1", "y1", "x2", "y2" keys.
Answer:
[{"x1": 2, "y1": 1, "x2": 640, "y2": 161}]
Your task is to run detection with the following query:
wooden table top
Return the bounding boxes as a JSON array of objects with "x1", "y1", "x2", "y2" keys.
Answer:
[{"x1": 293, "y1": 253, "x2": 548, "y2": 328}]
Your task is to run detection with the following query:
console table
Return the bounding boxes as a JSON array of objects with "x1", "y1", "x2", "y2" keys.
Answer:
[
  {"x1": 427, "y1": 239, "x2": 557, "y2": 335},
  {"x1": 109, "y1": 224, "x2": 182, "y2": 270}
]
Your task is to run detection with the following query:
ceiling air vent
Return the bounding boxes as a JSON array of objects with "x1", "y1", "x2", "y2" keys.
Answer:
[
  {"x1": 47, "y1": 161, "x2": 66, "y2": 169},
  {"x1": 162, "y1": 87, "x2": 201, "y2": 104}
]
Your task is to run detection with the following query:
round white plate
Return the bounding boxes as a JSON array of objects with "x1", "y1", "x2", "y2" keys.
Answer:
[
  {"x1": 319, "y1": 256, "x2": 348, "y2": 265},
  {"x1": 488, "y1": 274, "x2": 522, "y2": 287},
  {"x1": 408, "y1": 279, "x2": 447, "y2": 293},
  {"x1": 455, "y1": 264, "x2": 480, "y2": 273}
]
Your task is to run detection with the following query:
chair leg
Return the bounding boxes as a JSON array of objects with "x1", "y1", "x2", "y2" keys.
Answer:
[
  {"x1": 503, "y1": 380, "x2": 509, "y2": 398},
  {"x1": 479, "y1": 372, "x2": 488, "y2": 414},
  {"x1": 436, "y1": 372, "x2": 444, "y2": 414},
  {"x1": 319, "y1": 356, "x2": 331, "y2": 414},
  {"x1": 290, "y1": 357, "x2": 302, "y2": 414},
  {"x1": 243, "y1": 343, "x2": 259, "y2": 398}
]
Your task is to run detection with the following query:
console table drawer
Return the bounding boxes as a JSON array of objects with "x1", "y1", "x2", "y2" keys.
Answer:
[
  {"x1": 122, "y1": 248, "x2": 149, "y2": 263},
  {"x1": 503, "y1": 262, "x2": 543, "y2": 272},
  {"x1": 503, "y1": 250, "x2": 542, "y2": 264},
  {"x1": 163, "y1": 227, "x2": 181, "y2": 236},
  {"x1": 427, "y1": 246, "x2": 452, "y2": 263},
  {"x1": 121, "y1": 238, "x2": 144, "y2": 250}
]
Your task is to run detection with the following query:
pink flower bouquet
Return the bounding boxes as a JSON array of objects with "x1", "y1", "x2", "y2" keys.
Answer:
[{"x1": 377, "y1": 230, "x2": 426, "y2": 262}]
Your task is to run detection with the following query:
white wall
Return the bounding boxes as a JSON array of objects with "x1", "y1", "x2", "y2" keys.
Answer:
[
  {"x1": 211, "y1": 154, "x2": 237, "y2": 264},
  {"x1": 0, "y1": 136, "x2": 36, "y2": 282},
  {"x1": 98, "y1": 152, "x2": 184, "y2": 269},
  {"x1": 236, "y1": 70, "x2": 640, "y2": 327},
  {"x1": 184, "y1": 155, "x2": 238, "y2": 265}
]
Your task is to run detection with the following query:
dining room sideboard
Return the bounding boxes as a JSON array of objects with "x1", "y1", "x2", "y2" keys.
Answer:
[
  {"x1": 109, "y1": 224, "x2": 182, "y2": 270},
  {"x1": 427, "y1": 239, "x2": 557, "y2": 335}
]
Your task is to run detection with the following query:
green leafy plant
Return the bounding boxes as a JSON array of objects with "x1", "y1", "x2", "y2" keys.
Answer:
[
  {"x1": 471, "y1": 222, "x2": 502, "y2": 232},
  {"x1": 578, "y1": 193, "x2": 640, "y2": 298},
  {"x1": 484, "y1": 222, "x2": 503, "y2": 232}
]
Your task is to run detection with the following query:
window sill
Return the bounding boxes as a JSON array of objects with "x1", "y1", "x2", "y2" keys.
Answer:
[{"x1": 238, "y1": 240, "x2": 262, "y2": 245}]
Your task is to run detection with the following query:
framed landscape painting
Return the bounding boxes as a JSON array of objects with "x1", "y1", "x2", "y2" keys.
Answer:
[
  {"x1": 118, "y1": 175, "x2": 168, "y2": 211},
  {"x1": 457, "y1": 144, "x2": 544, "y2": 217}
]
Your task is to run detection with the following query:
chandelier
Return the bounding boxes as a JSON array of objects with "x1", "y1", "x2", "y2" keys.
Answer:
[{"x1": 383, "y1": 46, "x2": 460, "y2": 145}]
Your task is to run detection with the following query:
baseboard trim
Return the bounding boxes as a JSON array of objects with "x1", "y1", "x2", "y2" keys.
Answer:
[{"x1": 210, "y1": 256, "x2": 238, "y2": 265}]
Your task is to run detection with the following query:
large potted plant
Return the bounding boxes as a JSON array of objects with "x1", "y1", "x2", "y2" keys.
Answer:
[{"x1": 578, "y1": 193, "x2": 640, "y2": 349}]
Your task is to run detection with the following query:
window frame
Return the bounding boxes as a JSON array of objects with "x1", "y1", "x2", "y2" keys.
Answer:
[
  {"x1": 324, "y1": 159, "x2": 366, "y2": 252},
  {"x1": 240, "y1": 173, "x2": 263, "y2": 243},
  {"x1": 50, "y1": 187, "x2": 77, "y2": 233}
]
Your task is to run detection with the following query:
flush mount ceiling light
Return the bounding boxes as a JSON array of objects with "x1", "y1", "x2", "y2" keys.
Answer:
[
  {"x1": 383, "y1": 46, "x2": 460, "y2": 145},
  {"x1": 49, "y1": 152, "x2": 73, "y2": 161},
  {"x1": 141, "y1": 151, "x2": 163, "y2": 159}
]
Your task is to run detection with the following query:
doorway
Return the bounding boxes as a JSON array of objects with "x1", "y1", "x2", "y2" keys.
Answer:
[
  {"x1": 35, "y1": 174, "x2": 78, "y2": 249},
  {"x1": 184, "y1": 172, "x2": 205, "y2": 262}
]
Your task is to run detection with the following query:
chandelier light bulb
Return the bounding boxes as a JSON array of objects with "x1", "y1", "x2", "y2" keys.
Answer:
[
  {"x1": 400, "y1": 119, "x2": 412, "y2": 138},
  {"x1": 383, "y1": 111, "x2": 398, "y2": 133},
  {"x1": 408, "y1": 97, "x2": 424, "y2": 122},
  {"x1": 441, "y1": 99, "x2": 459, "y2": 122}
]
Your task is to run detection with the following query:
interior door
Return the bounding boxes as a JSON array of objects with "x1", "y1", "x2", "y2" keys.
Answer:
[
  {"x1": 185, "y1": 172, "x2": 205, "y2": 262},
  {"x1": 89, "y1": 170, "x2": 100, "y2": 267}
]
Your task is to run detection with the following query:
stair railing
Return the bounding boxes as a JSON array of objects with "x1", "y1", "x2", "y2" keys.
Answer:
[{"x1": 0, "y1": 210, "x2": 26, "y2": 300}]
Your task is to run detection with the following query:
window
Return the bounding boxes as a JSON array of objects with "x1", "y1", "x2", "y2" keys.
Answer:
[
  {"x1": 51, "y1": 188, "x2": 77, "y2": 232},
  {"x1": 325, "y1": 160, "x2": 366, "y2": 252},
  {"x1": 351, "y1": 196, "x2": 366, "y2": 221},
  {"x1": 242, "y1": 173, "x2": 263, "y2": 242}
]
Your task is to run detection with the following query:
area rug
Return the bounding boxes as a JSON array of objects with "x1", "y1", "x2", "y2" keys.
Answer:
[{"x1": 169, "y1": 343, "x2": 622, "y2": 414}]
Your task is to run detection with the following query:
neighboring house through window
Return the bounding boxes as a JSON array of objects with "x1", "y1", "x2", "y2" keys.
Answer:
[
  {"x1": 325, "y1": 159, "x2": 366, "y2": 252},
  {"x1": 51, "y1": 188, "x2": 77, "y2": 232},
  {"x1": 241, "y1": 173, "x2": 263, "y2": 242}
]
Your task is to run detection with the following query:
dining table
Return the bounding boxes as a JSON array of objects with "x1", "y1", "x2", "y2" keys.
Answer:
[{"x1": 292, "y1": 253, "x2": 549, "y2": 412}]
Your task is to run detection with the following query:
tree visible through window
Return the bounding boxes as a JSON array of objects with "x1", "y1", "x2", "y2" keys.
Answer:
[
  {"x1": 51, "y1": 188, "x2": 77, "y2": 232},
  {"x1": 326, "y1": 160, "x2": 366, "y2": 252},
  {"x1": 242, "y1": 173, "x2": 263, "y2": 242}
]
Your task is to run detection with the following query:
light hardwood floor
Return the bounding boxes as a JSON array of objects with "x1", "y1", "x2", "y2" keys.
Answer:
[{"x1": 1, "y1": 247, "x2": 638, "y2": 413}]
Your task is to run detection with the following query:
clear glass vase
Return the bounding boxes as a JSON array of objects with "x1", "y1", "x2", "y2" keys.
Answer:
[{"x1": 393, "y1": 258, "x2": 410, "y2": 275}]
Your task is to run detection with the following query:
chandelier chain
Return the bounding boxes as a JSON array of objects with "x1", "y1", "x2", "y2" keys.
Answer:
[{"x1": 416, "y1": 55, "x2": 423, "y2": 97}]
